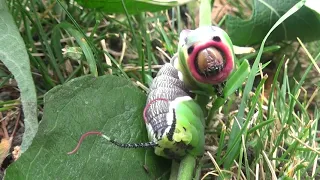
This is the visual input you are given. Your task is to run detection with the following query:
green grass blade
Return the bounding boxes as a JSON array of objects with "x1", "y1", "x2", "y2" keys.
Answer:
[
  {"x1": 224, "y1": 59, "x2": 250, "y2": 97},
  {"x1": 157, "y1": 24, "x2": 175, "y2": 56},
  {"x1": 247, "y1": 118, "x2": 275, "y2": 135},
  {"x1": 208, "y1": 59, "x2": 250, "y2": 119},
  {"x1": 51, "y1": 27, "x2": 65, "y2": 64},
  {"x1": 216, "y1": 124, "x2": 226, "y2": 162},
  {"x1": 54, "y1": 22, "x2": 98, "y2": 77},
  {"x1": 103, "y1": 50, "x2": 130, "y2": 80},
  {"x1": 219, "y1": 75, "x2": 267, "y2": 165},
  {"x1": 29, "y1": 0, "x2": 65, "y2": 83},
  {"x1": 267, "y1": 55, "x2": 286, "y2": 121},
  {"x1": 224, "y1": 0, "x2": 306, "y2": 169},
  {"x1": 56, "y1": 0, "x2": 103, "y2": 74},
  {"x1": 238, "y1": 45, "x2": 281, "y2": 62},
  {"x1": 121, "y1": 0, "x2": 145, "y2": 83}
]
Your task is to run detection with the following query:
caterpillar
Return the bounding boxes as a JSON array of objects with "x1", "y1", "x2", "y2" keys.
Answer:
[{"x1": 68, "y1": 26, "x2": 234, "y2": 159}]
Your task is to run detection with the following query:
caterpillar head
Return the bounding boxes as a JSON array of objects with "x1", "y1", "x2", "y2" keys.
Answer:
[{"x1": 176, "y1": 26, "x2": 234, "y2": 92}]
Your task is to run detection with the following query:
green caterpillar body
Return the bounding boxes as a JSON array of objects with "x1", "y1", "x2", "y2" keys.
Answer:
[
  {"x1": 144, "y1": 26, "x2": 234, "y2": 159},
  {"x1": 144, "y1": 63, "x2": 205, "y2": 159}
]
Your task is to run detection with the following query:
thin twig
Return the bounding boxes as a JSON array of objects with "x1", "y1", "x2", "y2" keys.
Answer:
[
  {"x1": 123, "y1": 65, "x2": 163, "y2": 72},
  {"x1": 119, "y1": 33, "x2": 127, "y2": 65},
  {"x1": 289, "y1": 134, "x2": 320, "y2": 155},
  {"x1": 100, "y1": 38, "x2": 112, "y2": 74},
  {"x1": 262, "y1": 151, "x2": 277, "y2": 180}
]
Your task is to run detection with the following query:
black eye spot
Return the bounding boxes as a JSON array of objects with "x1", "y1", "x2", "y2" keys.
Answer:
[
  {"x1": 183, "y1": 127, "x2": 186, "y2": 131},
  {"x1": 187, "y1": 46, "x2": 194, "y2": 54},
  {"x1": 213, "y1": 36, "x2": 221, "y2": 42}
]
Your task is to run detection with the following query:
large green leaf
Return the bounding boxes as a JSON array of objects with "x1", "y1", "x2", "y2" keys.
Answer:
[
  {"x1": 305, "y1": 0, "x2": 320, "y2": 15},
  {"x1": 5, "y1": 75, "x2": 170, "y2": 179},
  {"x1": 0, "y1": 0, "x2": 37, "y2": 152},
  {"x1": 226, "y1": 0, "x2": 320, "y2": 46},
  {"x1": 74, "y1": 0, "x2": 194, "y2": 14}
]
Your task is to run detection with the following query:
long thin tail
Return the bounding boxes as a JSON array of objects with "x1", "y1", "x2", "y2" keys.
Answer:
[{"x1": 67, "y1": 131, "x2": 157, "y2": 155}]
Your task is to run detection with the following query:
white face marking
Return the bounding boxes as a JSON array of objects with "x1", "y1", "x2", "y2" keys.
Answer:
[
  {"x1": 160, "y1": 96, "x2": 193, "y2": 139},
  {"x1": 170, "y1": 54, "x2": 178, "y2": 65},
  {"x1": 184, "y1": 26, "x2": 224, "y2": 47},
  {"x1": 170, "y1": 96, "x2": 192, "y2": 109},
  {"x1": 146, "y1": 123, "x2": 158, "y2": 142},
  {"x1": 162, "y1": 110, "x2": 174, "y2": 139},
  {"x1": 178, "y1": 71, "x2": 184, "y2": 82},
  {"x1": 171, "y1": 54, "x2": 179, "y2": 68}
]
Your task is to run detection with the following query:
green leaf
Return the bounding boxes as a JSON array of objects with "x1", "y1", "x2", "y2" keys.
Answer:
[
  {"x1": 0, "y1": 0, "x2": 38, "y2": 152},
  {"x1": 226, "y1": 0, "x2": 320, "y2": 45},
  {"x1": 224, "y1": 59, "x2": 250, "y2": 97},
  {"x1": 74, "y1": 0, "x2": 194, "y2": 14},
  {"x1": 305, "y1": 0, "x2": 320, "y2": 15},
  {"x1": 5, "y1": 75, "x2": 170, "y2": 179},
  {"x1": 207, "y1": 60, "x2": 250, "y2": 119}
]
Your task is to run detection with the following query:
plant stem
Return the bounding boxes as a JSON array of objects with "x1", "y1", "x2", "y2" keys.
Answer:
[
  {"x1": 195, "y1": 94, "x2": 209, "y2": 117},
  {"x1": 177, "y1": 154, "x2": 196, "y2": 180},
  {"x1": 169, "y1": 160, "x2": 180, "y2": 180}
]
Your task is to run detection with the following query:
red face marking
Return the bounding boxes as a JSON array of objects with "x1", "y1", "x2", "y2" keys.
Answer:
[{"x1": 187, "y1": 40, "x2": 234, "y2": 84}]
